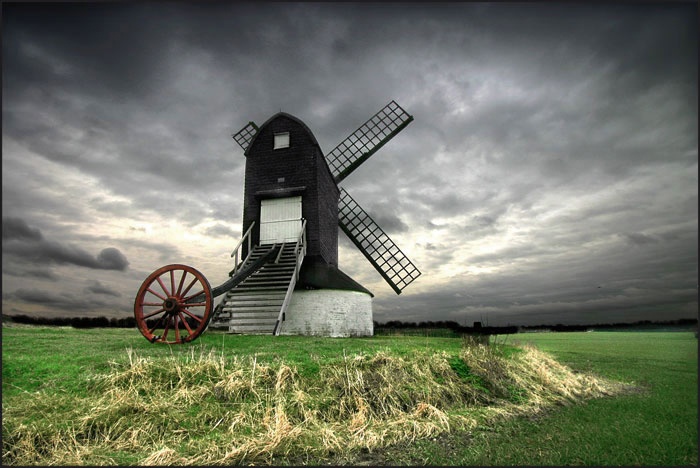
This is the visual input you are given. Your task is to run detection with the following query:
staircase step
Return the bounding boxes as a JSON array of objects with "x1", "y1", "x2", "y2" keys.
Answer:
[
  {"x1": 230, "y1": 285, "x2": 288, "y2": 291},
  {"x1": 256, "y1": 262, "x2": 295, "y2": 268},
  {"x1": 222, "y1": 293, "x2": 282, "y2": 300},
  {"x1": 235, "y1": 282, "x2": 288, "y2": 288},
  {"x1": 227, "y1": 311, "x2": 278, "y2": 318},
  {"x1": 228, "y1": 316, "x2": 278, "y2": 323},
  {"x1": 221, "y1": 302, "x2": 282, "y2": 309},
  {"x1": 224, "y1": 296, "x2": 286, "y2": 303},
  {"x1": 222, "y1": 301, "x2": 283, "y2": 308},
  {"x1": 254, "y1": 265, "x2": 294, "y2": 270},
  {"x1": 230, "y1": 288, "x2": 287, "y2": 294},
  {"x1": 224, "y1": 309, "x2": 279, "y2": 314},
  {"x1": 223, "y1": 307, "x2": 280, "y2": 314},
  {"x1": 242, "y1": 282, "x2": 291, "y2": 288},
  {"x1": 228, "y1": 319, "x2": 278, "y2": 325},
  {"x1": 224, "y1": 293, "x2": 285, "y2": 300},
  {"x1": 253, "y1": 268, "x2": 295, "y2": 275},
  {"x1": 246, "y1": 274, "x2": 293, "y2": 281},
  {"x1": 245, "y1": 273, "x2": 291, "y2": 279},
  {"x1": 238, "y1": 284, "x2": 288, "y2": 291}
]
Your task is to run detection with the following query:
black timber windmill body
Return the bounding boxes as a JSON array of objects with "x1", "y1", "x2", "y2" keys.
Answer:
[{"x1": 209, "y1": 100, "x2": 421, "y2": 335}]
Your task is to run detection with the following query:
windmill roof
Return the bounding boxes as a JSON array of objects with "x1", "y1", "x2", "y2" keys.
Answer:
[{"x1": 244, "y1": 111, "x2": 322, "y2": 157}]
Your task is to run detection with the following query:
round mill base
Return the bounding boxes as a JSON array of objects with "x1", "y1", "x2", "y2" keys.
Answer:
[{"x1": 279, "y1": 289, "x2": 373, "y2": 337}]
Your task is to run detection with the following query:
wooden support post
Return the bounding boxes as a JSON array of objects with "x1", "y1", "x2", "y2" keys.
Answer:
[{"x1": 473, "y1": 321, "x2": 489, "y2": 346}]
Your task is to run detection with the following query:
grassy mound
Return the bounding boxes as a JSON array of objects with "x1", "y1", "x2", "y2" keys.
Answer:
[{"x1": 2, "y1": 337, "x2": 630, "y2": 465}]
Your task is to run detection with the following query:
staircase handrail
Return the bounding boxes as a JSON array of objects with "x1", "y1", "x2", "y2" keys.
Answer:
[
  {"x1": 274, "y1": 242, "x2": 285, "y2": 264},
  {"x1": 294, "y1": 218, "x2": 307, "y2": 264},
  {"x1": 230, "y1": 222, "x2": 255, "y2": 275},
  {"x1": 273, "y1": 219, "x2": 307, "y2": 335},
  {"x1": 192, "y1": 244, "x2": 280, "y2": 309}
]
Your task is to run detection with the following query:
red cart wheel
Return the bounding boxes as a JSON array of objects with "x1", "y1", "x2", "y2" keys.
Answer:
[{"x1": 134, "y1": 264, "x2": 213, "y2": 344}]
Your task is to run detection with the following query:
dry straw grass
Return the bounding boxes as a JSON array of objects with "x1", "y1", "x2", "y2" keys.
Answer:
[{"x1": 2, "y1": 338, "x2": 629, "y2": 465}]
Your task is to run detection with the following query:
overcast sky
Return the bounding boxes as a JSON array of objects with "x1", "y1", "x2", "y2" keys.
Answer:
[{"x1": 2, "y1": 2, "x2": 697, "y2": 326}]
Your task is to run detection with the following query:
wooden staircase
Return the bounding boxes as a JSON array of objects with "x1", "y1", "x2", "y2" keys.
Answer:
[{"x1": 209, "y1": 243, "x2": 301, "y2": 334}]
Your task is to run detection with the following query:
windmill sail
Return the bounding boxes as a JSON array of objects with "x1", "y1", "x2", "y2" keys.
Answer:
[
  {"x1": 232, "y1": 121, "x2": 259, "y2": 152},
  {"x1": 326, "y1": 100, "x2": 413, "y2": 183},
  {"x1": 338, "y1": 188, "x2": 421, "y2": 294}
]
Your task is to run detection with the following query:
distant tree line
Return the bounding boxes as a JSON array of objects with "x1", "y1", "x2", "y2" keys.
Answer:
[
  {"x1": 5, "y1": 314, "x2": 138, "y2": 328},
  {"x1": 3, "y1": 314, "x2": 201, "y2": 330},
  {"x1": 374, "y1": 318, "x2": 698, "y2": 334},
  {"x1": 373, "y1": 320, "x2": 519, "y2": 335},
  {"x1": 5, "y1": 314, "x2": 697, "y2": 332},
  {"x1": 519, "y1": 318, "x2": 698, "y2": 332}
]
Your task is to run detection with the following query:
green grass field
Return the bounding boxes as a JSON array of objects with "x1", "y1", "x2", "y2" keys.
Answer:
[
  {"x1": 2, "y1": 326, "x2": 697, "y2": 465},
  {"x1": 384, "y1": 331, "x2": 698, "y2": 466}
]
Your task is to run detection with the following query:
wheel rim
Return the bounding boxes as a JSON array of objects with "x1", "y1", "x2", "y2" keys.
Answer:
[{"x1": 134, "y1": 264, "x2": 213, "y2": 344}]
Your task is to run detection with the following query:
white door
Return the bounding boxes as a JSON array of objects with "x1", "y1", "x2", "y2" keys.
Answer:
[{"x1": 259, "y1": 196, "x2": 302, "y2": 245}]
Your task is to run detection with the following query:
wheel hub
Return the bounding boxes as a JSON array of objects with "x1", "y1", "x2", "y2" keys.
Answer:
[{"x1": 163, "y1": 297, "x2": 180, "y2": 314}]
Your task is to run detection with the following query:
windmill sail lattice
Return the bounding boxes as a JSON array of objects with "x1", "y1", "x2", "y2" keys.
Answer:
[
  {"x1": 232, "y1": 122, "x2": 259, "y2": 152},
  {"x1": 338, "y1": 188, "x2": 421, "y2": 294},
  {"x1": 326, "y1": 100, "x2": 413, "y2": 183}
]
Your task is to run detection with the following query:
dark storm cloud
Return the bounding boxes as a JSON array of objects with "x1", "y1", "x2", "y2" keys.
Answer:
[
  {"x1": 367, "y1": 209, "x2": 408, "y2": 234},
  {"x1": 2, "y1": 218, "x2": 129, "y2": 271},
  {"x1": 4, "y1": 240, "x2": 130, "y2": 271},
  {"x1": 85, "y1": 280, "x2": 122, "y2": 298},
  {"x1": 2, "y1": 217, "x2": 43, "y2": 241},
  {"x1": 5, "y1": 2, "x2": 693, "y2": 217},
  {"x1": 95, "y1": 248, "x2": 130, "y2": 271},
  {"x1": 364, "y1": 4, "x2": 699, "y2": 216},
  {"x1": 621, "y1": 232, "x2": 660, "y2": 246},
  {"x1": 203, "y1": 223, "x2": 240, "y2": 239},
  {"x1": 3, "y1": 3, "x2": 248, "y2": 230},
  {"x1": 2, "y1": 3, "x2": 175, "y2": 100},
  {"x1": 8, "y1": 288, "x2": 110, "y2": 312},
  {"x1": 116, "y1": 238, "x2": 182, "y2": 263},
  {"x1": 7, "y1": 268, "x2": 59, "y2": 282}
]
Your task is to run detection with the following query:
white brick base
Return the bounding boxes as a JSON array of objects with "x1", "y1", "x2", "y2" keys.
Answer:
[{"x1": 279, "y1": 289, "x2": 373, "y2": 337}]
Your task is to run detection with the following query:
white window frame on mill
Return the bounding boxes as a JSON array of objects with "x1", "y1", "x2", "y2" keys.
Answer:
[{"x1": 273, "y1": 132, "x2": 290, "y2": 149}]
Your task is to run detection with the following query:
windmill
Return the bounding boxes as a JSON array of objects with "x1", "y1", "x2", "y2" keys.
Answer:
[{"x1": 205, "y1": 100, "x2": 421, "y2": 336}]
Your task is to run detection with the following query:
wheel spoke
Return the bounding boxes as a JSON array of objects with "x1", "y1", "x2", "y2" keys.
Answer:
[
  {"x1": 174, "y1": 315, "x2": 181, "y2": 342},
  {"x1": 181, "y1": 276, "x2": 199, "y2": 298},
  {"x1": 183, "y1": 289, "x2": 205, "y2": 302},
  {"x1": 178, "y1": 312, "x2": 195, "y2": 335},
  {"x1": 170, "y1": 270, "x2": 176, "y2": 298},
  {"x1": 149, "y1": 312, "x2": 168, "y2": 334},
  {"x1": 162, "y1": 319, "x2": 171, "y2": 340},
  {"x1": 146, "y1": 287, "x2": 167, "y2": 301},
  {"x1": 183, "y1": 302, "x2": 207, "y2": 307},
  {"x1": 156, "y1": 276, "x2": 171, "y2": 296},
  {"x1": 182, "y1": 308, "x2": 204, "y2": 323},
  {"x1": 176, "y1": 270, "x2": 188, "y2": 296},
  {"x1": 143, "y1": 307, "x2": 166, "y2": 319},
  {"x1": 141, "y1": 302, "x2": 163, "y2": 306}
]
